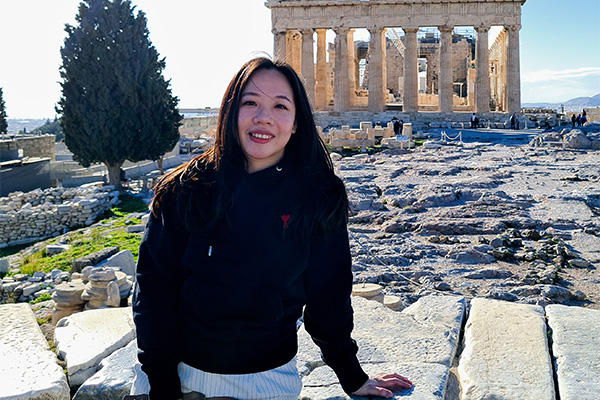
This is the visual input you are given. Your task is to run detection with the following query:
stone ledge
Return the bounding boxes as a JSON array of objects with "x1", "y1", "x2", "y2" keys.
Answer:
[
  {"x1": 0, "y1": 303, "x2": 70, "y2": 400},
  {"x1": 546, "y1": 304, "x2": 600, "y2": 400},
  {"x1": 458, "y1": 298, "x2": 555, "y2": 400}
]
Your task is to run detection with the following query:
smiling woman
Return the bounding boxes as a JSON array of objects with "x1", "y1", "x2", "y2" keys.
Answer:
[
  {"x1": 237, "y1": 68, "x2": 296, "y2": 173},
  {"x1": 128, "y1": 57, "x2": 412, "y2": 400}
]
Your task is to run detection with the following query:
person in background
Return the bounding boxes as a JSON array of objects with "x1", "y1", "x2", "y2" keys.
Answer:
[
  {"x1": 128, "y1": 57, "x2": 412, "y2": 400},
  {"x1": 470, "y1": 113, "x2": 478, "y2": 129}
]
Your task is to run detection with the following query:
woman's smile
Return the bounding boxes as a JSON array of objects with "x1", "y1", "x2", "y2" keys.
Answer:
[{"x1": 249, "y1": 130, "x2": 275, "y2": 142}]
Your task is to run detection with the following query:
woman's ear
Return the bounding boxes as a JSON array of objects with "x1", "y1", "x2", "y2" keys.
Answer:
[{"x1": 292, "y1": 121, "x2": 297, "y2": 134}]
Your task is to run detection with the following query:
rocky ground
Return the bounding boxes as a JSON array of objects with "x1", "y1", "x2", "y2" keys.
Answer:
[{"x1": 336, "y1": 128, "x2": 600, "y2": 310}]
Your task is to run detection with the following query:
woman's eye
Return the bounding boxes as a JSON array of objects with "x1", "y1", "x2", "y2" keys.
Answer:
[
  {"x1": 275, "y1": 104, "x2": 288, "y2": 110},
  {"x1": 242, "y1": 100, "x2": 256, "y2": 106}
]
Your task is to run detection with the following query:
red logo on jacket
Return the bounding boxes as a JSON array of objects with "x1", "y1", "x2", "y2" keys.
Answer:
[{"x1": 281, "y1": 214, "x2": 290, "y2": 229}]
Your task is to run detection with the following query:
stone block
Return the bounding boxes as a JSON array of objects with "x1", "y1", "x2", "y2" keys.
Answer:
[
  {"x1": 0, "y1": 303, "x2": 70, "y2": 400},
  {"x1": 54, "y1": 307, "x2": 135, "y2": 387},
  {"x1": 71, "y1": 246, "x2": 120, "y2": 273},
  {"x1": 73, "y1": 340, "x2": 137, "y2": 400},
  {"x1": 546, "y1": 304, "x2": 600, "y2": 400},
  {"x1": 46, "y1": 244, "x2": 71, "y2": 255},
  {"x1": 458, "y1": 298, "x2": 555, "y2": 400},
  {"x1": 300, "y1": 362, "x2": 448, "y2": 400},
  {"x1": 298, "y1": 295, "x2": 464, "y2": 398},
  {"x1": 0, "y1": 258, "x2": 9, "y2": 274},
  {"x1": 359, "y1": 121, "x2": 372, "y2": 130}
]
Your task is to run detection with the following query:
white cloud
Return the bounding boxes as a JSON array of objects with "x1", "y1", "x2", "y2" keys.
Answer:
[{"x1": 522, "y1": 67, "x2": 600, "y2": 83}]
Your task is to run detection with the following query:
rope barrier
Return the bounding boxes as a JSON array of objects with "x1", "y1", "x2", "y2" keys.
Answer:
[{"x1": 440, "y1": 130, "x2": 463, "y2": 143}]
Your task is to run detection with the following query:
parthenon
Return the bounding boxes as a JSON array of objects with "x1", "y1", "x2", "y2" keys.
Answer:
[{"x1": 265, "y1": 0, "x2": 526, "y2": 119}]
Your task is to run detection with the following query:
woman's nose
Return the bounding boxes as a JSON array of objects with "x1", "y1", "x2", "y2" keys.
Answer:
[{"x1": 253, "y1": 106, "x2": 273, "y2": 124}]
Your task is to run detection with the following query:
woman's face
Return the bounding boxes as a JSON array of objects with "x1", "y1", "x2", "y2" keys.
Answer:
[{"x1": 237, "y1": 68, "x2": 296, "y2": 173}]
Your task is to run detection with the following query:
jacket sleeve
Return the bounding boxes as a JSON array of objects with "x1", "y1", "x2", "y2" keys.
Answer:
[
  {"x1": 303, "y1": 226, "x2": 369, "y2": 394},
  {"x1": 133, "y1": 192, "x2": 187, "y2": 399}
]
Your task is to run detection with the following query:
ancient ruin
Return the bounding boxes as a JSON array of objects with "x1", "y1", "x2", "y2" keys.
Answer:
[{"x1": 266, "y1": 0, "x2": 525, "y2": 119}]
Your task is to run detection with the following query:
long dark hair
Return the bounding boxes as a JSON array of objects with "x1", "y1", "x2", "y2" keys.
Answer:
[{"x1": 152, "y1": 57, "x2": 347, "y2": 237}]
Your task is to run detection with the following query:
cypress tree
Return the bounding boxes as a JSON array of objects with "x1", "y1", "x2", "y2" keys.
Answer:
[
  {"x1": 56, "y1": 0, "x2": 182, "y2": 188},
  {"x1": 0, "y1": 88, "x2": 7, "y2": 135}
]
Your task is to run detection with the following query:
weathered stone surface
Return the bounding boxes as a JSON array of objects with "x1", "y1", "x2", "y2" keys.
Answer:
[
  {"x1": 0, "y1": 257, "x2": 10, "y2": 273},
  {"x1": 0, "y1": 303, "x2": 69, "y2": 400},
  {"x1": 546, "y1": 304, "x2": 600, "y2": 400},
  {"x1": 46, "y1": 244, "x2": 71, "y2": 255},
  {"x1": 54, "y1": 307, "x2": 135, "y2": 387},
  {"x1": 52, "y1": 279, "x2": 86, "y2": 324},
  {"x1": 71, "y1": 246, "x2": 120, "y2": 273},
  {"x1": 73, "y1": 340, "x2": 137, "y2": 400},
  {"x1": 100, "y1": 249, "x2": 137, "y2": 278},
  {"x1": 0, "y1": 185, "x2": 119, "y2": 246},
  {"x1": 300, "y1": 362, "x2": 448, "y2": 400},
  {"x1": 458, "y1": 298, "x2": 555, "y2": 400},
  {"x1": 298, "y1": 295, "x2": 465, "y2": 399}
]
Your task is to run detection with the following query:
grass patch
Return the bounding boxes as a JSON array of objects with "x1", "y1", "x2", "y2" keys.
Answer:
[
  {"x1": 98, "y1": 193, "x2": 148, "y2": 220},
  {"x1": 30, "y1": 292, "x2": 52, "y2": 304},
  {"x1": 18, "y1": 226, "x2": 142, "y2": 275},
  {"x1": 36, "y1": 316, "x2": 52, "y2": 326},
  {"x1": 10, "y1": 193, "x2": 148, "y2": 276}
]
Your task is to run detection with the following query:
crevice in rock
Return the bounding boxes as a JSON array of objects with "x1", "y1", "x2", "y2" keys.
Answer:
[{"x1": 545, "y1": 316, "x2": 562, "y2": 400}]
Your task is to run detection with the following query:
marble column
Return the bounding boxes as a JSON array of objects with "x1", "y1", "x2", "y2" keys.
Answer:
[
  {"x1": 301, "y1": 29, "x2": 315, "y2": 105},
  {"x1": 273, "y1": 29, "x2": 287, "y2": 62},
  {"x1": 347, "y1": 29, "x2": 357, "y2": 107},
  {"x1": 506, "y1": 24, "x2": 522, "y2": 114},
  {"x1": 439, "y1": 26, "x2": 454, "y2": 113},
  {"x1": 403, "y1": 28, "x2": 419, "y2": 112},
  {"x1": 334, "y1": 27, "x2": 350, "y2": 112},
  {"x1": 286, "y1": 30, "x2": 302, "y2": 74},
  {"x1": 368, "y1": 27, "x2": 386, "y2": 112},
  {"x1": 475, "y1": 24, "x2": 491, "y2": 113},
  {"x1": 315, "y1": 28, "x2": 328, "y2": 110}
]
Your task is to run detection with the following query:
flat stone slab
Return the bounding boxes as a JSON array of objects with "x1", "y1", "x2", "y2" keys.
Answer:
[
  {"x1": 458, "y1": 298, "x2": 555, "y2": 400},
  {"x1": 73, "y1": 340, "x2": 137, "y2": 400},
  {"x1": 300, "y1": 362, "x2": 448, "y2": 400},
  {"x1": 0, "y1": 303, "x2": 69, "y2": 400},
  {"x1": 54, "y1": 306, "x2": 135, "y2": 387},
  {"x1": 546, "y1": 304, "x2": 600, "y2": 400},
  {"x1": 297, "y1": 295, "x2": 465, "y2": 399}
]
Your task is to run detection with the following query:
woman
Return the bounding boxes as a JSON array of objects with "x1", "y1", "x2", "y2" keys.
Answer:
[{"x1": 130, "y1": 57, "x2": 412, "y2": 399}]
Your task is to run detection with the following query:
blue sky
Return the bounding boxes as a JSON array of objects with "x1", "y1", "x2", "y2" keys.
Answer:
[{"x1": 0, "y1": 0, "x2": 598, "y2": 119}]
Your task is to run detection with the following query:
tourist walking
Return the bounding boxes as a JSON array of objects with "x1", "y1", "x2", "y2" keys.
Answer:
[
  {"x1": 571, "y1": 114, "x2": 576, "y2": 128},
  {"x1": 127, "y1": 57, "x2": 412, "y2": 400},
  {"x1": 470, "y1": 113, "x2": 479, "y2": 129}
]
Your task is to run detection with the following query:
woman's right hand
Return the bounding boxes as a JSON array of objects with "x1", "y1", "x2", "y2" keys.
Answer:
[{"x1": 351, "y1": 372, "x2": 413, "y2": 398}]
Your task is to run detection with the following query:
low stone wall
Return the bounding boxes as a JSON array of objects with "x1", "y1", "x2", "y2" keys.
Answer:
[
  {"x1": 0, "y1": 185, "x2": 120, "y2": 248},
  {"x1": 0, "y1": 134, "x2": 56, "y2": 161}
]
